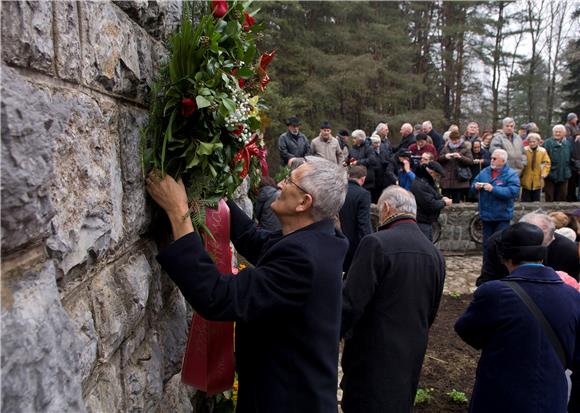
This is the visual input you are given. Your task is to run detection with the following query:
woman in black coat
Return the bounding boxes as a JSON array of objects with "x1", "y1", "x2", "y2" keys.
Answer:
[{"x1": 410, "y1": 162, "x2": 451, "y2": 241}]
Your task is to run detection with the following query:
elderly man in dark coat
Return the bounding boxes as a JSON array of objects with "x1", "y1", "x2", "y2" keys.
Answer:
[
  {"x1": 455, "y1": 223, "x2": 580, "y2": 413},
  {"x1": 146, "y1": 156, "x2": 348, "y2": 413},
  {"x1": 341, "y1": 186, "x2": 445, "y2": 412},
  {"x1": 339, "y1": 165, "x2": 372, "y2": 274}
]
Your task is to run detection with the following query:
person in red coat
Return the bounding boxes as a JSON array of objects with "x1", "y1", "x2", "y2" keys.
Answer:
[{"x1": 408, "y1": 132, "x2": 438, "y2": 160}]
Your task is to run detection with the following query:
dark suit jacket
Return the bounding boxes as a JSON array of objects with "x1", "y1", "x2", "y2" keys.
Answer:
[
  {"x1": 478, "y1": 232, "x2": 580, "y2": 285},
  {"x1": 157, "y1": 200, "x2": 348, "y2": 413},
  {"x1": 339, "y1": 180, "x2": 372, "y2": 273},
  {"x1": 341, "y1": 218, "x2": 445, "y2": 412},
  {"x1": 456, "y1": 265, "x2": 580, "y2": 413}
]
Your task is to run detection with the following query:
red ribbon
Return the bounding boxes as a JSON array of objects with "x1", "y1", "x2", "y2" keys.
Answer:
[{"x1": 233, "y1": 135, "x2": 269, "y2": 178}]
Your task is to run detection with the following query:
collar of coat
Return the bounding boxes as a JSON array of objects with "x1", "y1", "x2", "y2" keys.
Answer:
[
  {"x1": 378, "y1": 213, "x2": 416, "y2": 231},
  {"x1": 504, "y1": 264, "x2": 564, "y2": 285}
]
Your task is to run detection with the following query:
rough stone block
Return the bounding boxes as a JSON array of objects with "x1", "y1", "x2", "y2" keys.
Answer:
[
  {"x1": 1, "y1": 1, "x2": 54, "y2": 75},
  {"x1": 54, "y1": 1, "x2": 82, "y2": 82},
  {"x1": 156, "y1": 287, "x2": 188, "y2": 381},
  {"x1": 157, "y1": 373, "x2": 195, "y2": 413},
  {"x1": 91, "y1": 253, "x2": 152, "y2": 359},
  {"x1": 114, "y1": 1, "x2": 183, "y2": 43},
  {"x1": 123, "y1": 333, "x2": 164, "y2": 412},
  {"x1": 80, "y1": 2, "x2": 155, "y2": 102},
  {"x1": 118, "y1": 105, "x2": 151, "y2": 240},
  {"x1": 84, "y1": 353, "x2": 124, "y2": 413},
  {"x1": 1, "y1": 261, "x2": 85, "y2": 412},
  {"x1": 44, "y1": 93, "x2": 123, "y2": 275},
  {"x1": 62, "y1": 288, "x2": 98, "y2": 384},
  {"x1": 1, "y1": 66, "x2": 57, "y2": 254}
]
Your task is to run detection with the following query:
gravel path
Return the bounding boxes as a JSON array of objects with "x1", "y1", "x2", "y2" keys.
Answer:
[{"x1": 443, "y1": 253, "x2": 482, "y2": 295}]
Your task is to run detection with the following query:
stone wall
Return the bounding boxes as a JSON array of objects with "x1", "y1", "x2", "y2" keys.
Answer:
[
  {"x1": 0, "y1": 2, "x2": 211, "y2": 411},
  {"x1": 435, "y1": 202, "x2": 580, "y2": 252}
]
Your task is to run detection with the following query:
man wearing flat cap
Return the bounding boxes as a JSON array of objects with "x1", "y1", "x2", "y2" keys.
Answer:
[
  {"x1": 455, "y1": 223, "x2": 580, "y2": 413},
  {"x1": 278, "y1": 116, "x2": 311, "y2": 166},
  {"x1": 311, "y1": 121, "x2": 345, "y2": 165}
]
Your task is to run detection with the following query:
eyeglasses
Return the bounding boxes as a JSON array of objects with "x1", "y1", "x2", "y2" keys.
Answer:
[{"x1": 283, "y1": 174, "x2": 311, "y2": 196}]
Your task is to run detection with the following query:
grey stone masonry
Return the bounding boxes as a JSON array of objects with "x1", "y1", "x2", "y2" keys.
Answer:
[{"x1": 0, "y1": 1, "x2": 209, "y2": 412}]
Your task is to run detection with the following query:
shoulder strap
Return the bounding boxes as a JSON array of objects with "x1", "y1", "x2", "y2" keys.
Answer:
[{"x1": 502, "y1": 280, "x2": 566, "y2": 368}]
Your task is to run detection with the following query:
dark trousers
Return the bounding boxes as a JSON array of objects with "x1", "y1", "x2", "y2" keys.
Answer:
[
  {"x1": 417, "y1": 222, "x2": 433, "y2": 241},
  {"x1": 544, "y1": 179, "x2": 568, "y2": 202},
  {"x1": 482, "y1": 220, "x2": 510, "y2": 264},
  {"x1": 442, "y1": 188, "x2": 467, "y2": 204},
  {"x1": 521, "y1": 189, "x2": 541, "y2": 202},
  {"x1": 567, "y1": 173, "x2": 578, "y2": 201}
]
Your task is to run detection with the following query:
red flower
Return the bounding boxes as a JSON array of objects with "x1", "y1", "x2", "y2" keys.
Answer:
[
  {"x1": 243, "y1": 12, "x2": 255, "y2": 32},
  {"x1": 180, "y1": 98, "x2": 197, "y2": 117},
  {"x1": 231, "y1": 68, "x2": 245, "y2": 88},
  {"x1": 259, "y1": 74, "x2": 270, "y2": 92},
  {"x1": 211, "y1": 0, "x2": 228, "y2": 18},
  {"x1": 232, "y1": 124, "x2": 244, "y2": 135},
  {"x1": 258, "y1": 51, "x2": 276, "y2": 71}
]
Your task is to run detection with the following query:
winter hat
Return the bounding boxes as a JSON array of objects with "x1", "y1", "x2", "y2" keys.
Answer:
[{"x1": 498, "y1": 223, "x2": 546, "y2": 262}]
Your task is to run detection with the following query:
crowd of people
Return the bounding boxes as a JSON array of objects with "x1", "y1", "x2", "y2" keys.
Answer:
[
  {"x1": 143, "y1": 114, "x2": 580, "y2": 413},
  {"x1": 278, "y1": 113, "x2": 580, "y2": 204}
]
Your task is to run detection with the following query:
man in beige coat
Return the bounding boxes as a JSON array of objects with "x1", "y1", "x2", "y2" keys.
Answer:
[{"x1": 311, "y1": 121, "x2": 345, "y2": 165}]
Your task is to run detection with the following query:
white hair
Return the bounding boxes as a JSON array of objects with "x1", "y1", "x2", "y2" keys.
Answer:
[
  {"x1": 553, "y1": 124, "x2": 566, "y2": 134},
  {"x1": 502, "y1": 117, "x2": 515, "y2": 126},
  {"x1": 370, "y1": 134, "x2": 381, "y2": 144},
  {"x1": 351, "y1": 129, "x2": 366, "y2": 141},
  {"x1": 520, "y1": 212, "x2": 556, "y2": 245},
  {"x1": 374, "y1": 123, "x2": 388, "y2": 134},
  {"x1": 492, "y1": 149, "x2": 508, "y2": 162},
  {"x1": 377, "y1": 186, "x2": 416, "y2": 216},
  {"x1": 556, "y1": 227, "x2": 576, "y2": 242},
  {"x1": 300, "y1": 156, "x2": 347, "y2": 221}
]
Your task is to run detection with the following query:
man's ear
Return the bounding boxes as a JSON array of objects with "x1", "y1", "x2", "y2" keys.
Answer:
[{"x1": 296, "y1": 193, "x2": 313, "y2": 212}]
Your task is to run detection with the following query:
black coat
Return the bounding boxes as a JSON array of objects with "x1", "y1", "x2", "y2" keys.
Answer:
[
  {"x1": 477, "y1": 231, "x2": 580, "y2": 285},
  {"x1": 278, "y1": 131, "x2": 310, "y2": 165},
  {"x1": 255, "y1": 186, "x2": 281, "y2": 232},
  {"x1": 157, "y1": 201, "x2": 348, "y2": 413},
  {"x1": 410, "y1": 176, "x2": 446, "y2": 224},
  {"x1": 349, "y1": 144, "x2": 375, "y2": 189},
  {"x1": 339, "y1": 180, "x2": 372, "y2": 273},
  {"x1": 341, "y1": 218, "x2": 445, "y2": 413}
]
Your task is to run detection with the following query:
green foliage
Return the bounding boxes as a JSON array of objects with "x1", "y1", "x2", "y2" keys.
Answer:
[
  {"x1": 449, "y1": 291, "x2": 461, "y2": 299},
  {"x1": 414, "y1": 388, "x2": 433, "y2": 406},
  {"x1": 447, "y1": 389, "x2": 468, "y2": 404},
  {"x1": 142, "y1": 0, "x2": 272, "y2": 233}
]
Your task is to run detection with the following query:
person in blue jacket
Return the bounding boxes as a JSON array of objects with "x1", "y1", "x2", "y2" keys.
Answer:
[
  {"x1": 455, "y1": 223, "x2": 580, "y2": 413},
  {"x1": 472, "y1": 148, "x2": 520, "y2": 263}
]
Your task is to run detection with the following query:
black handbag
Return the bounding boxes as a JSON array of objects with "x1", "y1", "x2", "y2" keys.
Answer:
[{"x1": 457, "y1": 166, "x2": 472, "y2": 181}]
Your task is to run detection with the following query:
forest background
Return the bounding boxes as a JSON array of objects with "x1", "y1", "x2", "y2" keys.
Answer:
[{"x1": 252, "y1": 0, "x2": 580, "y2": 171}]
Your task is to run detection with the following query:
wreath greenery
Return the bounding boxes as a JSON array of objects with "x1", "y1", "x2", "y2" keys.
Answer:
[{"x1": 141, "y1": 0, "x2": 273, "y2": 234}]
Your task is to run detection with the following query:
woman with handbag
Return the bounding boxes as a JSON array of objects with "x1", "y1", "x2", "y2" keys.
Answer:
[{"x1": 439, "y1": 130, "x2": 474, "y2": 203}]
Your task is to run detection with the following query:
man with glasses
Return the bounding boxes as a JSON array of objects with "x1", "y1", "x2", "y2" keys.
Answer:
[
  {"x1": 472, "y1": 149, "x2": 520, "y2": 263},
  {"x1": 146, "y1": 156, "x2": 348, "y2": 413}
]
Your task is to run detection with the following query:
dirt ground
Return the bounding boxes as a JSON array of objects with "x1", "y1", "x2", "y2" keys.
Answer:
[{"x1": 414, "y1": 294, "x2": 479, "y2": 412}]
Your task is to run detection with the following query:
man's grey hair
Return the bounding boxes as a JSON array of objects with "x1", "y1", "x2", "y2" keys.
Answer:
[
  {"x1": 553, "y1": 124, "x2": 567, "y2": 134},
  {"x1": 502, "y1": 117, "x2": 515, "y2": 126},
  {"x1": 377, "y1": 186, "x2": 416, "y2": 216},
  {"x1": 374, "y1": 123, "x2": 388, "y2": 134},
  {"x1": 492, "y1": 149, "x2": 508, "y2": 162},
  {"x1": 351, "y1": 129, "x2": 366, "y2": 142},
  {"x1": 519, "y1": 212, "x2": 556, "y2": 246},
  {"x1": 401, "y1": 123, "x2": 413, "y2": 134},
  {"x1": 300, "y1": 156, "x2": 347, "y2": 221}
]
